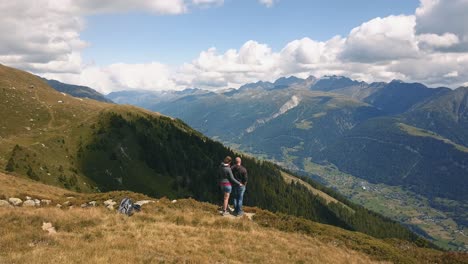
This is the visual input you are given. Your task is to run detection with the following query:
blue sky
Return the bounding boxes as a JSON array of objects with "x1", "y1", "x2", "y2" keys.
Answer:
[
  {"x1": 82, "y1": 0, "x2": 420, "y2": 66},
  {"x1": 1, "y1": 0, "x2": 467, "y2": 93}
]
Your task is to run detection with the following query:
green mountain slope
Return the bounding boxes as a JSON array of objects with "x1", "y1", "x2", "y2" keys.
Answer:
[
  {"x1": 0, "y1": 64, "x2": 428, "y2": 244},
  {"x1": 403, "y1": 87, "x2": 468, "y2": 146},
  {"x1": 320, "y1": 117, "x2": 468, "y2": 202},
  {"x1": 363, "y1": 80, "x2": 450, "y2": 115}
]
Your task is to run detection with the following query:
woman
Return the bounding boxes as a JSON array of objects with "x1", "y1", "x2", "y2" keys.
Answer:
[{"x1": 218, "y1": 156, "x2": 242, "y2": 215}]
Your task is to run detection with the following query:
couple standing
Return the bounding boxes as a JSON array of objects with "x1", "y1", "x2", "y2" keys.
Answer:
[{"x1": 218, "y1": 156, "x2": 248, "y2": 216}]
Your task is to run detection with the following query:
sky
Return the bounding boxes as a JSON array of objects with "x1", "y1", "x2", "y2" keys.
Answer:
[{"x1": 1, "y1": 0, "x2": 468, "y2": 94}]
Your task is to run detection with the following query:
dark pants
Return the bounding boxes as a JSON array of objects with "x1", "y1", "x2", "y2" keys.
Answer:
[{"x1": 232, "y1": 185, "x2": 246, "y2": 214}]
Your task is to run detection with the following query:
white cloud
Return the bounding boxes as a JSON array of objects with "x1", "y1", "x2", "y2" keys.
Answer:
[
  {"x1": 258, "y1": 0, "x2": 276, "y2": 8},
  {"x1": 44, "y1": 62, "x2": 177, "y2": 94},
  {"x1": 417, "y1": 33, "x2": 460, "y2": 49},
  {"x1": 340, "y1": 15, "x2": 418, "y2": 62},
  {"x1": 174, "y1": 41, "x2": 281, "y2": 89},
  {"x1": 0, "y1": 0, "x2": 221, "y2": 79},
  {"x1": 415, "y1": 0, "x2": 468, "y2": 51}
]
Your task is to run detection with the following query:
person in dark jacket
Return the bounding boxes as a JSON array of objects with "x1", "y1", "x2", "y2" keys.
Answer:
[
  {"x1": 231, "y1": 157, "x2": 248, "y2": 216},
  {"x1": 218, "y1": 156, "x2": 242, "y2": 215}
]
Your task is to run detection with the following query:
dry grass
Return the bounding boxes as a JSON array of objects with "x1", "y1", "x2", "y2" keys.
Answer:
[
  {"x1": 0, "y1": 172, "x2": 378, "y2": 264},
  {"x1": 1, "y1": 172, "x2": 467, "y2": 264},
  {"x1": 0, "y1": 203, "x2": 381, "y2": 264},
  {"x1": 0, "y1": 172, "x2": 72, "y2": 200}
]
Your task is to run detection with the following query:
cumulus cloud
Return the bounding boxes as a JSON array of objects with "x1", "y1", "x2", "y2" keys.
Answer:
[
  {"x1": 44, "y1": 62, "x2": 177, "y2": 94},
  {"x1": 0, "y1": 0, "x2": 221, "y2": 79},
  {"x1": 417, "y1": 33, "x2": 460, "y2": 49},
  {"x1": 415, "y1": 0, "x2": 468, "y2": 51},
  {"x1": 340, "y1": 15, "x2": 418, "y2": 62},
  {"x1": 0, "y1": 1, "x2": 86, "y2": 73}
]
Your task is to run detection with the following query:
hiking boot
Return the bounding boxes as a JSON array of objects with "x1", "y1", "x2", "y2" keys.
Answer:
[{"x1": 236, "y1": 211, "x2": 244, "y2": 217}]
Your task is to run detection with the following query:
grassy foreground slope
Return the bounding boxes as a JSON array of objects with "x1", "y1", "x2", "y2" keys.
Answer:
[{"x1": 1, "y1": 172, "x2": 468, "y2": 264}]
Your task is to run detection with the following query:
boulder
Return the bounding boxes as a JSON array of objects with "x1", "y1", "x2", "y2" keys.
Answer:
[
  {"x1": 26, "y1": 196, "x2": 32, "y2": 200},
  {"x1": 171, "y1": 200, "x2": 177, "y2": 203},
  {"x1": 135, "y1": 200, "x2": 153, "y2": 206},
  {"x1": 42, "y1": 222, "x2": 57, "y2": 234},
  {"x1": 56, "y1": 204, "x2": 62, "y2": 208},
  {"x1": 0, "y1": 200, "x2": 12, "y2": 208},
  {"x1": 104, "y1": 199, "x2": 116, "y2": 206},
  {"x1": 88, "y1": 201, "x2": 97, "y2": 207},
  {"x1": 23, "y1": 200, "x2": 36, "y2": 207},
  {"x1": 8, "y1": 197, "x2": 22, "y2": 206},
  {"x1": 34, "y1": 199, "x2": 41, "y2": 206},
  {"x1": 106, "y1": 204, "x2": 114, "y2": 210},
  {"x1": 41, "y1": 199, "x2": 52, "y2": 205},
  {"x1": 80, "y1": 203, "x2": 88, "y2": 208}
]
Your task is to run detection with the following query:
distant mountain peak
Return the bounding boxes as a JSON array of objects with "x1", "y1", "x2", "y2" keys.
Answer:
[
  {"x1": 311, "y1": 75, "x2": 366, "y2": 92},
  {"x1": 273, "y1": 76, "x2": 304, "y2": 85}
]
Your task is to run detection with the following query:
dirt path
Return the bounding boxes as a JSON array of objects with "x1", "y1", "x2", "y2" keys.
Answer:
[{"x1": 34, "y1": 89, "x2": 55, "y2": 129}]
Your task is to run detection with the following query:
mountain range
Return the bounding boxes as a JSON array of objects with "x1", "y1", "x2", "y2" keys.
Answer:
[{"x1": 107, "y1": 75, "x2": 468, "y2": 251}]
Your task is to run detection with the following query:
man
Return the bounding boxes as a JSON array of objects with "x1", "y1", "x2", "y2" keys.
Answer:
[{"x1": 231, "y1": 157, "x2": 248, "y2": 216}]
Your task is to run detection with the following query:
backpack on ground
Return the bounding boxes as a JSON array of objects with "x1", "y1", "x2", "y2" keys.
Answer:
[{"x1": 118, "y1": 197, "x2": 140, "y2": 216}]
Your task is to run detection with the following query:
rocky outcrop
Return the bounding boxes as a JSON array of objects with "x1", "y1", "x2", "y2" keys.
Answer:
[
  {"x1": 0, "y1": 200, "x2": 12, "y2": 207},
  {"x1": 8, "y1": 197, "x2": 22, "y2": 206},
  {"x1": 104, "y1": 199, "x2": 117, "y2": 210},
  {"x1": 23, "y1": 200, "x2": 36, "y2": 207}
]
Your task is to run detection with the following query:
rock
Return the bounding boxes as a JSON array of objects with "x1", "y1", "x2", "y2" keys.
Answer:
[
  {"x1": 41, "y1": 199, "x2": 52, "y2": 205},
  {"x1": 0, "y1": 200, "x2": 12, "y2": 208},
  {"x1": 63, "y1": 201, "x2": 71, "y2": 206},
  {"x1": 56, "y1": 204, "x2": 62, "y2": 208},
  {"x1": 8, "y1": 197, "x2": 22, "y2": 206},
  {"x1": 26, "y1": 196, "x2": 32, "y2": 200},
  {"x1": 80, "y1": 203, "x2": 88, "y2": 208},
  {"x1": 135, "y1": 200, "x2": 153, "y2": 206},
  {"x1": 42, "y1": 222, "x2": 57, "y2": 234},
  {"x1": 66, "y1": 196, "x2": 75, "y2": 199},
  {"x1": 104, "y1": 199, "x2": 116, "y2": 206},
  {"x1": 23, "y1": 200, "x2": 36, "y2": 207},
  {"x1": 34, "y1": 199, "x2": 41, "y2": 206},
  {"x1": 106, "y1": 204, "x2": 114, "y2": 210},
  {"x1": 88, "y1": 201, "x2": 97, "y2": 207},
  {"x1": 171, "y1": 200, "x2": 177, "y2": 203}
]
